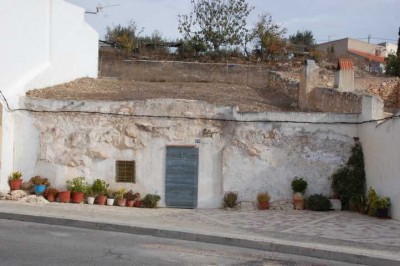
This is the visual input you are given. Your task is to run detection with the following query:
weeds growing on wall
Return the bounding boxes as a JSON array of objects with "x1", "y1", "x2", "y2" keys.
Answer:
[{"x1": 331, "y1": 139, "x2": 366, "y2": 210}]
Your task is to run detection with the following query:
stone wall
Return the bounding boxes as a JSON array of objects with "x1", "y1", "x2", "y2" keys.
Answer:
[
  {"x1": 308, "y1": 88, "x2": 363, "y2": 113},
  {"x1": 12, "y1": 97, "x2": 359, "y2": 208},
  {"x1": 100, "y1": 59, "x2": 300, "y2": 101},
  {"x1": 265, "y1": 71, "x2": 299, "y2": 101},
  {"x1": 366, "y1": 78, "x2": 400, "y2": 110}
]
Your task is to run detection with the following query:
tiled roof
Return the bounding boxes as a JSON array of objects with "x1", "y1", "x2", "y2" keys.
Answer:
[
  {"x1": 337, "y1": 58, "x2": 354, "y2": 70},
  {"x1": 348, "y1": 49, "x2": 386, "y2": 63}
]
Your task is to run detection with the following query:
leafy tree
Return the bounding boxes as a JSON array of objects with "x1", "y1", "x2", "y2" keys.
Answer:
[
  {"x1": 384, "y1": 27, "x2": 400, "y2": 76},
  {"x1": 105, "y1": 21, "x2": 138, "y2": 52},
  {"x1": 178, "y1": 0, "x2": 254, "y2": 52},
  {"x1": 252, "y1": 13, "x2": 287, "y2": 60},
  {"x1": 331, "y1": 141, "x2": 366, "y2": 210},
  {"x1": 385, "y1": 54, "x2": 400, "y2": 77},
  {"x1": 289, "y1": 30, "x2": 315, "y2": 47}
]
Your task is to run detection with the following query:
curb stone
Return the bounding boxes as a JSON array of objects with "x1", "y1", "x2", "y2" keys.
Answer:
[{"x1": 0, "y1": 212, "x2": 399, "y2": 266}]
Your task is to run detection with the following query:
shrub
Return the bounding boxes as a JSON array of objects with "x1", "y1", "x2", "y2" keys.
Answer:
[
  {"x1": 257, "y1": 192, "x2": 270, "y2": 203},
  {"x1": 307, "y1": 194, "x2": 332, "y2": 211},
  {"x1": 366, "y1": 187, "x2": 391, "y2": 216},
  {"x1": 223, "y1": 191, "x2": 238, "y2": 208},
  {"x1": 142, "y1": 194, "x2": 161, "y2": 208},
  {"x1": 66, "y1": 177, "x2": 89, "y2": 193},
  {"x1": 91, "y1": 179, "x2": 109, "y2": 196},
  {"x1": 331, "y1": 141, "x2": 365, "y2": 209},
  {"x1": 114, "y1": 188, "x2": 127, "y2": 200},
  {"x1": 291, "y1": 177, "x2": 308, "y2": 194},
  {"x1": 30, "y1": 176, "x2": 50, "y2": 186},
  {"x1": 8, "y1": 171, "x2": 22, "y2": 180}
]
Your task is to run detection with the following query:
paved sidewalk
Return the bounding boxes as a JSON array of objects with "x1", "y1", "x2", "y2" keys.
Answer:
[{"x1": 0, "y1": 200, "x2": 400, "y2": 265}]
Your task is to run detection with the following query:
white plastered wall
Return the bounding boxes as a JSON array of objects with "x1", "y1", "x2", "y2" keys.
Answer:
[
  {"x1": 0, "y1": 0, "x2": 98, "y2": 190},
  {"x1": 359, "y1": 96, "x2": 400, "y2": 220}
]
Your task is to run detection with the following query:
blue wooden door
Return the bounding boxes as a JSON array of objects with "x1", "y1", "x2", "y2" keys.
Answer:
[{"x1": 165, "y1": 146, "x2": 199, "y2": 208}]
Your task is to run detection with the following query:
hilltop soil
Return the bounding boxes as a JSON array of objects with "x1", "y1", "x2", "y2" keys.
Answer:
[{"x1": 27, "y1": 78, "x2": 298, "y2": 113}]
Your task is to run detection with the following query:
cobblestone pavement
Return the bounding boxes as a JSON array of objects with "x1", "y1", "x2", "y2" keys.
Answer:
[{"x1": 1, "y1": 201, "x2": 400, "y2": 251}]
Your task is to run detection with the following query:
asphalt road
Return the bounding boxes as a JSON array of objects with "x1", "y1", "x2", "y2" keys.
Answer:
[{"x1": 0, "y1": 219, "x2": 354, "y2": 266}]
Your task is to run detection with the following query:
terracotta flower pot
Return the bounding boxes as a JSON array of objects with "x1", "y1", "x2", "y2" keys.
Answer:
[
  {"x1": 133, "y1": 200, "x2": 141, "y2": 208},
  {"x1": 58, "y1": 191, "x2": 71, "y2": 203},
  {"x1": 258, "y1": 201, "x2": 269, "y2": 210},
  {"x1": 46, "y1": 194, "x2": 56, "y2": 202},
  {"x1": 117, "y1": 198, "x2": 126, "y2": 207},
  {"x1": 293, "y1": 192, "x2": 305, "y2": 210},
  {"x1": 96, "y1": 195, "x2": 107, "y2": 205},
  {"x1": 9, "y1": 179, "x2": 23, "y2": 191},
  {"x1": 126, "y1": 199, "x2": 134, "y2": 207},
  {"x1": 71, "y1": 192, "x2": 84, "y2": 204}
]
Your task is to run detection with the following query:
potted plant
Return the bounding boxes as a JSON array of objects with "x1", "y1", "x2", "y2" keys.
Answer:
[
  {"x1": 8, "y1": 171, "x2": 23, "y2": 191},
  {"x1": 366, "y1": 187, "x2": 391, "y2": 218},
  {"x1": 114, "y1": 188, "x2": 127, "y2": 207},
  {"x1": 257, "y1": 192, "x2": 270, "y2": 210},
  {"x1": 142, "y1": 194, "x2": 161, "y2": 208},
  {"x1": 106, "y1": 189, "x2": 115, "y2": 206},
  {"x1": 223, "y1": 191, "x2": 238, "y2": 209},
  {"x1": 58, "y1": 190, "x2": 71, "y2": 203},
  {"x1": 30, "y1": 176, "x2": 50, "y2": 195},
  {"x1": 133, "y1": 192, "x2": 141, "y2": 207},
  {"x1": 86, "y1": 188, "x2": 95, "y2": 205},
  {"x1": 92, "y1": 179, "x2": 108, "y2": 205},
  {"x1": 125, "y1": 189, "x2": 136, "y2": 207},
  {"x1": 291, "y1": 177, "x2": 308, "y2": 210},
  {"x1": 66, "y1": 176, "x2": 89, "y2": 204},
  {"x1": 43, "y1": 187, "x2": 58, "y2": 202}
]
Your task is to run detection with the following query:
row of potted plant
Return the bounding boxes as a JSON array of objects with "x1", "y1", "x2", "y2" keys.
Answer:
[
  {"x1": 222, "y1": 177, "x2": 327, "y2": 211},
  {"x1": 7, "y1": 172, "x2": 161, "y2": 208}
]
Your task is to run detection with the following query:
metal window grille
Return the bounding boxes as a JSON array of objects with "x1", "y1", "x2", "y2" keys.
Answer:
[{"x1": 116, "y1": 161, "x2": 135, "y2": 183}]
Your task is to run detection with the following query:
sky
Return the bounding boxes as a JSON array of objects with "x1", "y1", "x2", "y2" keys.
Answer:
[{"x1": 65, "y1": 0, "x2": 400, "y2": 44}]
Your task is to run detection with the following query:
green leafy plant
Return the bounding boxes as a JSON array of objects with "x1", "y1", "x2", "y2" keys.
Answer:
[
  {"x1": 114, "y1": 188, "x2": 127, "y2": 200},
  {"x1": 223, "y1": 191, "x2": 238, "y2": 208},
  {"x1": 366, "y1": 187, "x2": 391, "y2": 216},
  {"x1": 307, "y1": 194, "x2": 332, "y2": 211},
  {"x1": 66, "y1": 177, "x2": 89, "y2": 193},
  {"x1": 291, "y1": 177, "x2": 308, "y2": 194},
  {"x1": 30, "y1": 176, "x2": 50, "y2": 186},
  {"x1": 331, "y1": 141, "x2": 365, "y2": 209},
  {"x1": 349, "y1": 194, "x2": 366, "y2": 213},
  {"x1": 106, "y1": 189, "x2": 115, "y2": 199},
  {"x1": 85, "y1": 187, "x2": 95, "y2": 197},
  {"x1": 142, "y1": 194, "x2": 161, "y2": 208},
  {"x1": 257, "y1": 192, "x2": 270, "y2": 203},
  {"x1": 8, "y1": 171, "x2": 22, "y2": 180},
  {"x1": 91, "y1": 179, "x2": 109, "y2": 196}
]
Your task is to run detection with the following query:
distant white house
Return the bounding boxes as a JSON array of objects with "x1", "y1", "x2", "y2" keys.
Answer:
[
  {"x1": 0, "y1": 0, "x2": 98, "y2": 190},
  {"x1": 316, "y1": 38, "x2": 398, "y2": 73}
]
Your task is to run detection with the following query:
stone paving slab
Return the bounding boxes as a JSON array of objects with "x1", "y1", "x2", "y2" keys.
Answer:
[{"x1": 0, "y1": 200, "x2": 400, "y2": 263}]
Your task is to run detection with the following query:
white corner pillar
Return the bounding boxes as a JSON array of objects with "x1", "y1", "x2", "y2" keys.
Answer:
[
  {"x1": 361, "y1": 95, "x2": 384, "y2": 122},
  {"x1": 0, "y1": 107, "x2": 15, "y2": 191}
]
